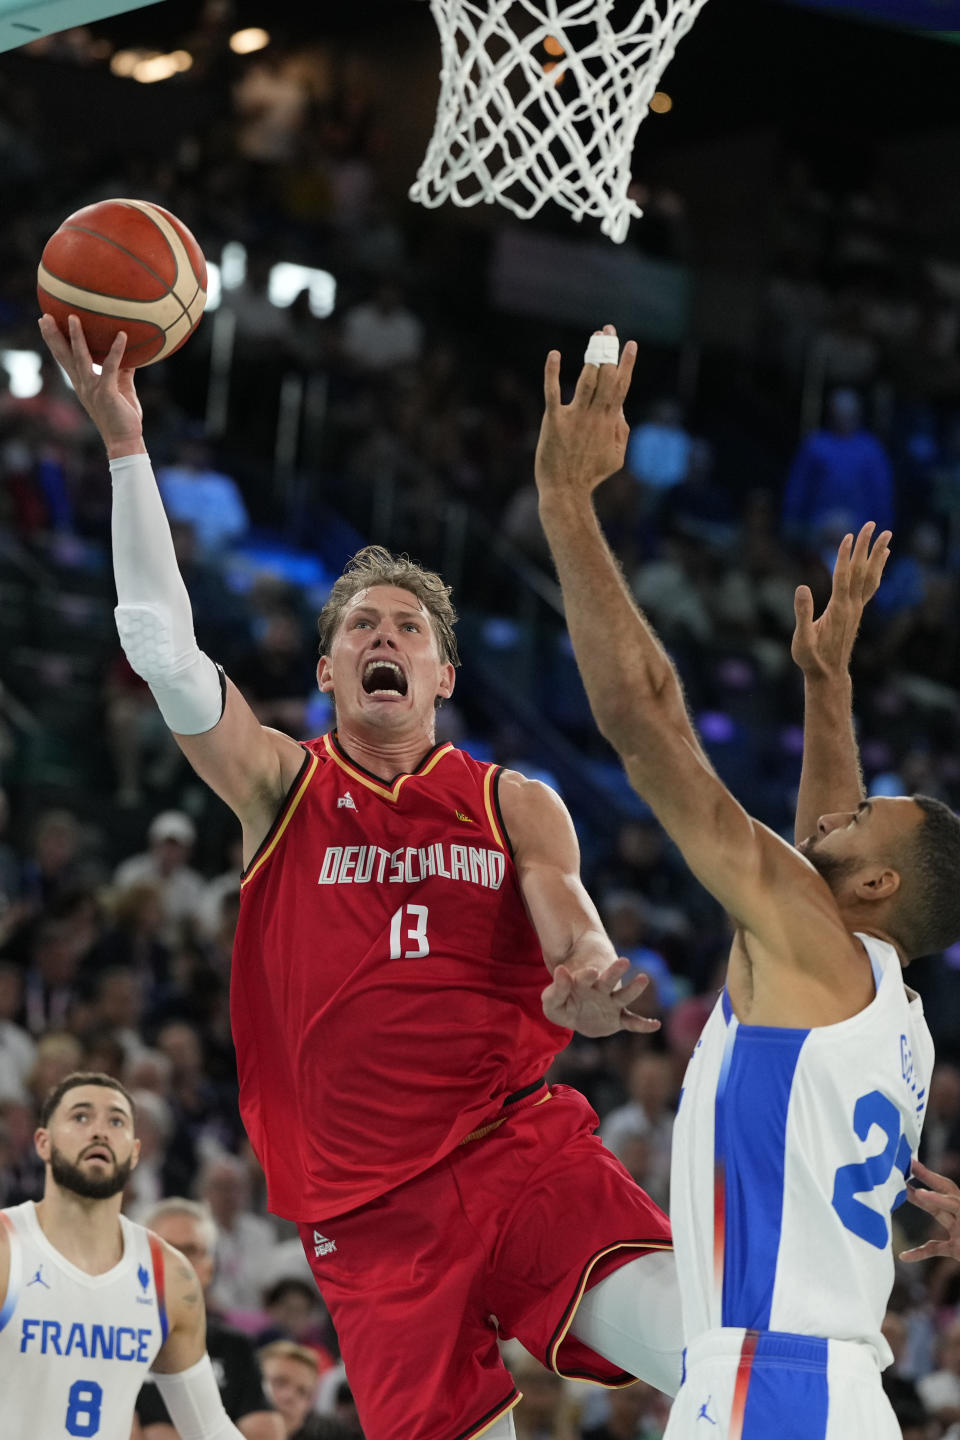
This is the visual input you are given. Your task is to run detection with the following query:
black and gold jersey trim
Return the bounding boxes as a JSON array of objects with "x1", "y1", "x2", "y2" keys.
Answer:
[
  {"x1": 546, "y1": 1238, "x2": 674, "y2": 1385},
  {"x1": 240, "y1": 746, "x2": 317, "y2": 888},
  {"x1": 453, "y1": 1387, "x2": 520, "y2": 1440},
  {"x1": 322, "y1": 731, "x2": 453, "y2": 802}
]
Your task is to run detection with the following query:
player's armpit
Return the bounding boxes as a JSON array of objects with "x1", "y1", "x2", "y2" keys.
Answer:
[
  {"x1": 497, "y1": 769, "x2": 612, "y2": 974},
  {"x1": 173, "y1": 677, "x2": 306, "y2": 863},
  {"x1": 621, "y1": 730, "x2": 861, "y2": 985}
]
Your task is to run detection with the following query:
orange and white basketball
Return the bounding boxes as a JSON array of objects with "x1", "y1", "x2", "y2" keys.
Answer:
[{"x1": 37, "y1": 198, "x2": 207, "y2": 368}]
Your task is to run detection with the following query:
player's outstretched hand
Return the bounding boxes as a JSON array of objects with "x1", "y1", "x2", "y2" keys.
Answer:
[
  {"x1": 900, "y1": 1158, "x2": 960, "y2": 1263},
  {"x1": 792, "y1": 521, "x2": 891, "y2": 681},
  {"x1": 535, "y1": 323, "x2": 637, "y2": 506},
  {"x1": 39, "y1": 313, "x2": 144, "y2": 456},
  {"x1": 541, "y1": 956, "x2": 661, "y2": 1038}
]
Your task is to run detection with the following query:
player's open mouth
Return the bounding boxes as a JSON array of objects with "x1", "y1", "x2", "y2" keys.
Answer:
[
  {"x1": 82, "y1": 1146, "x2": 113, "y2": 1163},
  {"x1": 362, "y1": 660, "x2": 408, "y2": 697}
]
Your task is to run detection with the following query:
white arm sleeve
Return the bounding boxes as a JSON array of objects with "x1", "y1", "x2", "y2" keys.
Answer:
[
  {"x1": 153, "y1": 1355, "x2": 246, "y2": 1440},
  {"x1": 111, "y1": 451, "x2": 224, "y2": 734}
]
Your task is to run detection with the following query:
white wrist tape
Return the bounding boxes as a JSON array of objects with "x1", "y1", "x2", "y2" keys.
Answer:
[
  {"x1": 584, "y1": 332, "x2": 620, "y2": 366},
  {"x1": 154, "y1": 1355, "x2": 245, "y2": 1440},
  {"x1": 111, "y1": 452, "x2": 225, "y2": 735}
]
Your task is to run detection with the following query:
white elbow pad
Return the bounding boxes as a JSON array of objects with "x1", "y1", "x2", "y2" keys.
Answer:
[
  {"x1": 110, "y1": 450, "x2": 225, "y2": 735},
  {"x1": 153, "y1": 1355, "x2": 245, "y2": 1440},
  {"x1": 114, "y1": 603, "x2": 224, "y2": 735}
]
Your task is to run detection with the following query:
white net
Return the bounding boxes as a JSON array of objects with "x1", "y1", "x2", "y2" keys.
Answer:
[{"x1": 410, "y1": 0, "x2": 711, "y2": 243}]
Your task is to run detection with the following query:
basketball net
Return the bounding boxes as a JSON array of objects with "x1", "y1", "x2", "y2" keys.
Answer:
[{"x1": 410, "y1": 0, "x2": 711, "y2": 243}]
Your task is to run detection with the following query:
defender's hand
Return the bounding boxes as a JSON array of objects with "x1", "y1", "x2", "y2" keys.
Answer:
[
  {"x1": 39, "y1": 314, "x2": 144, "y2": 457},
  {"x1": 535, "y1": 323, "x2": 637, "y2": 504},
  {"x1": 792, "y1": 521, "x2": 891, "y2": 680},
  {"x1": 541, "y1": 956, "x2": 660, "y2": 1038},
  {"x1": 900, "y1": 1158, "x2": 960, "y2": 1262}
]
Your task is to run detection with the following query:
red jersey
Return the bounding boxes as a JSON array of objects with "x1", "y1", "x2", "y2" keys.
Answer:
[{"x1": 231, "y1": 733, "x2": 571, "y2": 1222}]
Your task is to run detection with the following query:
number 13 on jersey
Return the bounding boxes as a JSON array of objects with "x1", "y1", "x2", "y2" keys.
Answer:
[{"x1": 389, "y1": 904, "x2": 430, "y2": 959}]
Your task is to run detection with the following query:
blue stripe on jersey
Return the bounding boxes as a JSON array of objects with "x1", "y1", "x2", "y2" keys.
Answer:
[
  {"x1": 741, "y1": 1331, "x2": 829, "y2": 1440},
  {"x1": 716, "y1": 1019, "x2": 809, "y2": 1329},
  {"x1": 0, "y1": 1276, "x2": 17, "y2": 1332},
  {"x1": 0, "y1": 1214, "x2": 20, "y2": 1334}
]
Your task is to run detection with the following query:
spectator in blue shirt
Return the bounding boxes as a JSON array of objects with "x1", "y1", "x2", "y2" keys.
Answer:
[
  {"x1": 782, "y1": 387, "x2": 894, "y2": 547},
  {"x1": 625, "y1": 397, "x2": 692, "y2": 498},
  {"x1": 156, "y1": 429, "x2": 250, "y2": 559}
]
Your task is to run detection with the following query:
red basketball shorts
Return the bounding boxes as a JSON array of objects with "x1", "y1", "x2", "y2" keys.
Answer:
[{"x1": 298, "y1": 1084, "x2": 672, "y2": 1440}]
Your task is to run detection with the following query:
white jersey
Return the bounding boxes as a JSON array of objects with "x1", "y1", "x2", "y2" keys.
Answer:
[
  {"x1": 0, "y1": 1200, "x2": 168, "y2": 1440},
  {"x1": 671, "y1": 933, "x2": 933, "y2": 1365}
]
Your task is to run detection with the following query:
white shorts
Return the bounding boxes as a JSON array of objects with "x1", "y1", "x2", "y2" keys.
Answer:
[{"x1": 664, "y1": 1328, "x2": 900, "y2": 1440}]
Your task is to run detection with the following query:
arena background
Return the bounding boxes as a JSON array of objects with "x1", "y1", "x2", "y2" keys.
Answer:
[{"x1": 2, "y1": 1, "x2": 960, "y2": 1433}]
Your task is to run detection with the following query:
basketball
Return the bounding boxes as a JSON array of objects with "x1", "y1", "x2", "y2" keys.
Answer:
[{"x1": 37, "y1": 198, "x2": 207, "y2": 368}]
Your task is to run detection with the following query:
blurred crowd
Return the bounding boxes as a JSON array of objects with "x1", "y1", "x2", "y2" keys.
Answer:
[{"x1": 2, "y1": 5, "x2": 960, "y2": 1435}]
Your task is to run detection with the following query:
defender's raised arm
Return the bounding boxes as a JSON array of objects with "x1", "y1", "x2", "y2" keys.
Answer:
[
  {"x1": 534, "y1": 327, "x2": 865, "y2": 996},
  {"x1": 534, "y1": 328, "x2": 708, "y2": 768},
  {"x1": 792, "y1": 522, "x2": 890, "y2": 846}
]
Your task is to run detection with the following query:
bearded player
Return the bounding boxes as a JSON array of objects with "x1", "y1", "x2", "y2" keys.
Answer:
[
  {"x1": 40, "y1": 312, "x2": 682, "y2": 1440},
  {"x1": 534, "y1": 325, "x2": 960, "y2": 1440},
  {"x1": 0, "y1": 1071, "x2": 248, "y2": 1440}
]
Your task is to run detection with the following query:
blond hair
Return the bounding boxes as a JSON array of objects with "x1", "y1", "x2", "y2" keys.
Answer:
[
  {"x1": 257, "y1": 1340, "x2": 319, "y2": 1375},
  {"x1": 317, "y1": 545, "x2": 459, "y2": 668}
]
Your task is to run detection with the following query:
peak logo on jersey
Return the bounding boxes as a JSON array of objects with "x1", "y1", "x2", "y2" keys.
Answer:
[
  {"x1": 313, "y1": 1230, "x2": 336, "y2": 1257},
  {"x1": 337, "y1": 792, "x2": 357, "y2": 811},
  {"x1": 455, "y1": 810, "x2": 475, "y2": 824}
]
